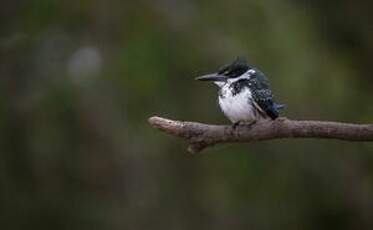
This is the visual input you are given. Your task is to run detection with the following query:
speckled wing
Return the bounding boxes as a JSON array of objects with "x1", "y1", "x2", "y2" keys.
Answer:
[{"x1": 248, "y1": 69, "x2": 279, "y2": 119}]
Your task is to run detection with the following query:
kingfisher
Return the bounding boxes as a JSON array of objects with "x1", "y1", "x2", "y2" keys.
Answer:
[{"x1": 195, "y1": 57, "x2": 285, "y2": 126}]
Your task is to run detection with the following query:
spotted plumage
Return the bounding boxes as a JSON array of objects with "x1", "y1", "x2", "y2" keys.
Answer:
[{"x1": 196, "y1": 57, "x2": 285, "y2": 123}]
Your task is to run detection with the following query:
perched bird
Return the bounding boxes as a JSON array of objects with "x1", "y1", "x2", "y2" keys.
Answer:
[{"x1": 195, "y1": 57, "x2": 285, "y2": 126}]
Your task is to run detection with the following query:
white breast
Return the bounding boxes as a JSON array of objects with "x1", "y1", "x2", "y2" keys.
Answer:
[{"x1": 218, "y1": 85, "x2": 256, "y2": 123}]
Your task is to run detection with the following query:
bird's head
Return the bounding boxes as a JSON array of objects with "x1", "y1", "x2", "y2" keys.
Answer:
[{"x1": 195, "y1": 57, "x2": 253, "y2": 87}]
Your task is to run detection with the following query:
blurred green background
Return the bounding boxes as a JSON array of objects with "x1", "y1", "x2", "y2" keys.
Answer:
[{"x1": 1, "y1": 0, "x2": 373, "y2": 229}]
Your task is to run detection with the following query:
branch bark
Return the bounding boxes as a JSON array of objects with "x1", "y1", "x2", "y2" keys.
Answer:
[{"x1": 148, "y1": 116, "x2": 373, "y2": 153}]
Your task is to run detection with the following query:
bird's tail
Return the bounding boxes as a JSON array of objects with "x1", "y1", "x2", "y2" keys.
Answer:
[
  {"x1": 264, "y1": 103, "x2": 286, "y2": 120},
  {"x1": 274, "y1": 103, "x2": 286, "y2": 111}
]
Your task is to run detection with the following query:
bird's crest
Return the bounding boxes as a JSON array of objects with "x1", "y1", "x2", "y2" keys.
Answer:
[{"x1": 217, "y1": 57, "x2": 250, "y2": 78}]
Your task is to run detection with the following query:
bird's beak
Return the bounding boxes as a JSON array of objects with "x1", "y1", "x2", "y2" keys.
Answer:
[{"x1": 195, "y1": 73, "x2": 227, "y2": 82}]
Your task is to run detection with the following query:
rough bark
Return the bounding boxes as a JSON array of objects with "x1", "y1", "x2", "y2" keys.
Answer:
[{"x1": 148, "y1": 116, "x2": 373, "y2": 153}]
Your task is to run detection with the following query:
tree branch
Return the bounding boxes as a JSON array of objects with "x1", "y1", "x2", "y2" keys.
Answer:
[{"x1": 148, "y1": 116, "x2": 373, "y2": 153}]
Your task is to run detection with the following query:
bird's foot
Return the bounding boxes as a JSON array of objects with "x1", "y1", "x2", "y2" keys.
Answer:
[
  {"x1": 232, "y1": 121, "x2": 241, "y2": 129},
  {"x1": 232, "y1": 120, "x2": 256, "y2": 129}
]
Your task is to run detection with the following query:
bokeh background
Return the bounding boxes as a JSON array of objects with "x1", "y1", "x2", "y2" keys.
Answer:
[{"x1": 1, "y1": 0, "x2": 373, "y2": 229}]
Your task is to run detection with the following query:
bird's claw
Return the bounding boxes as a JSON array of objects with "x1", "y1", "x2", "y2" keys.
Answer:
[
  {"x1": 232, "y1": 120, "x2": 256, "y2": 129},
  {"x1": 232, "y1": 121, "x2": 241, "y2": 129}
]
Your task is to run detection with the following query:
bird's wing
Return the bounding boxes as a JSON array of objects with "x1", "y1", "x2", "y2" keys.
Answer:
[{"x1": 248, "y1": 70, "x2": 279, "y2": 120}]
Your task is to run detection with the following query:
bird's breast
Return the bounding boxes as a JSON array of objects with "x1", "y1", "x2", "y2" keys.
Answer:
[{"x1": 218, "y1": 86, "x2": 256, "y2": 123}]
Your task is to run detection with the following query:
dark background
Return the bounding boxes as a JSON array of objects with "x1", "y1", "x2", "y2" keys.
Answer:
[{"x1": 1, "y1": 0, "x2": 373, "y2": 229}]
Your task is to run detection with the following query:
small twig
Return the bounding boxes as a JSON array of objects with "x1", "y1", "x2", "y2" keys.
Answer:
[{"x1": 148, "y1": 116, "x2": 373, "y2": 153}]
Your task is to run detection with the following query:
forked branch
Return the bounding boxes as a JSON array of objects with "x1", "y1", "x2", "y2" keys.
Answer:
[{"x1": 148, "y1": 116, "x2": 373, "y2": 153}]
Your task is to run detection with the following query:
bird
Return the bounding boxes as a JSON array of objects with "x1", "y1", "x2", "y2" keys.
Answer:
[{"x1": 195, "y1": 57, "x2": 285, "y2": 126}]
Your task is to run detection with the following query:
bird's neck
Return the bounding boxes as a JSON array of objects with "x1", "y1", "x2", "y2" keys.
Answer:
[{"x1": 219, "y1": 79, "x2": 251, "y2": 98}]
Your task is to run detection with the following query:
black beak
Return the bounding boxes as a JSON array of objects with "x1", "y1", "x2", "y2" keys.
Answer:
[{"x1": 195, "y1": 73, "x2": 227, "y2": 82}]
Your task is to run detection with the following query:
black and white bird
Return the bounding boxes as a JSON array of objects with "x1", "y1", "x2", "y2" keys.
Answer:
[{"x1": 196, "y1": 57, "x2": 285, "y2": 125}]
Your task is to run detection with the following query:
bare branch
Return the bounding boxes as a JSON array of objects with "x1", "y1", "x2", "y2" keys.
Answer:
[{"x1": 148, "y1": 116, "x2": 373, "y2": 153}]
